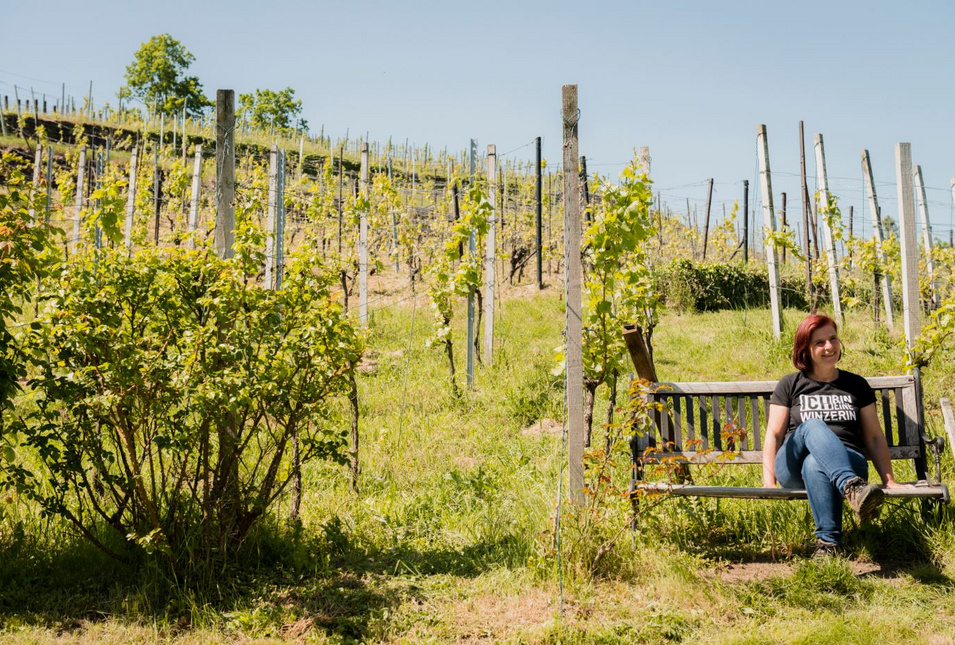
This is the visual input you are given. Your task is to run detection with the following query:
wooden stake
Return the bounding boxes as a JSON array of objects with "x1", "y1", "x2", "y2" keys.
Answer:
[
  {"x1": 72, "y1": 146, "x2": 86, "y2": 253},
  {"x1": 702, "y1": 178, "x2": 714, "y2": 259},
  {"x1": 756, "y1": 125, "x2": 784, "y2": 339},
  {"x1": 215, "y1": 90, "x2": 236, "y2": 259},
  {"x1": 895, "y1": 143, "x2": 920, "y2": 350},
  {"x1": 124, "y1": 146, "x2": 139, "y2": 250},
  {"x1": 742, "y1": 180, "x2": 749, "y2": 263},
  {"x1": 536, "y1": 136, "x2": 543, "y2": 289},
  {"x1": 484, "y1": 144, "x2": 497, "y2": 366},
  {"x1": 359, "y1": 142, "x2": 369, "y2": 326},
  {"x1": 563, "y1": 85, "x2": 584, "y2": 505},
  {"x1": 861, "y1": 149, "x2": 894, "y2": 328},
  {"x1": 913, "y1": 165, "x2": 938, "y2": 309},
  {"x1": 266, "y1": 145, "x2": 279, "y2": 289},
  {"x1": 813, "y1": 134, "x2": 843, "y2": 324},
  {"x1": 187, "y1": 145, "x2": 203, "y2": 247}
]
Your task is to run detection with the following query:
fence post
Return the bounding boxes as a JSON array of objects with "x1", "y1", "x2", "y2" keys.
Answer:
[
  {"x1": 756, "y1": 125, "x2": 784, "y2": 338},
  {"x1": 215, "y1": 90, "x2": 235, "y2": 259},
  {"x1": 861, "y1": 150, "x2": 894, "y2": 329},
  {"x1": 536, "y1": 136, "x2": 543, "y2": 290},
  {"x1": 266, "y1": 145, "x2": 279, "y2": 289},
  {"x1": 813, "y1": 134, "x2": 843, "y2": 324},
  {"x1": 153, "y1": 144, "x2": 162, "y2": 245},
  {"x1": 702, "y1": 178, "x2": 714, "y2": 259},
  {"x1": 895, "y1": 143, "x2": 920, "y2": 350},
  {"x1": 742, "y1": 180, "x2": 749, "y2": 263},
  {"x1": 466, "y1": 138, "x2": 477, "y2": 389},
  {"x1": 28, "y1": 147, "x2": 42, "y2": 220},
  {"x1": 72, "y1": 146, "x2": 86, "y2": 254},
  {"x1": 187, "y1": 145, "x2": 203, "y2": 247},
  {"x1": 484, "y1": 144, "x2": 497, "y2": 366},
  {"x1": 563, "y1": 85, "x2": 584, "y2": 505},
  {"x1": 913, "y1": 165, "x2": 938, "y2": 309},
  {"x1": 359, "y1": 142, "x2": 369, "y2": 326},
  {"x1": 124, "y1": 146, "x2": 139, "y2": 251}
]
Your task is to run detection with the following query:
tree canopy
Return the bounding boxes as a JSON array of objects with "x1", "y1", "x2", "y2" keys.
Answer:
[
  {"x1": 238, "y1": 87, "x2": 307, "y2": 133},
  {"x1": 119, "y1": 34, "x2": 212, "y2": 118}
]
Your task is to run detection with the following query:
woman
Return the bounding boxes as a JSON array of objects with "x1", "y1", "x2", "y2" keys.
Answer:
[{"x1": 762, "y1": 314, "x2": 910, "y2": 556}]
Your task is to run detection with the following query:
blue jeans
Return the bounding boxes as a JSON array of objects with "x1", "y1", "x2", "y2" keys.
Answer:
[{"x1": 775, "y1": 418, "x2": 869, "y2": 546}]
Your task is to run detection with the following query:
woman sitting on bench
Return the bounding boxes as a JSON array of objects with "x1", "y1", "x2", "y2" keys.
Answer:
[{"x1": 762, "y1": 314, "x2": 911, "y2": 557}]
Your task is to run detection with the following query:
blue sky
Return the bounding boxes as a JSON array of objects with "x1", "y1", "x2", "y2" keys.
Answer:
[{"x1": 3, "y1": 0, "x2": 955, "y2": 242}]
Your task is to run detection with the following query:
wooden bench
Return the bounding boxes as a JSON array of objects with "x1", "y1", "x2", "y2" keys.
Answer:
[{"x1": 629, "y1": 374, "x2": 953, "y2": 503}]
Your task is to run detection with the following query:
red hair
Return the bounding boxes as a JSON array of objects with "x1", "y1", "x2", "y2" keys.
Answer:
[{"x1": 792, "y1": 314, "x2": 840, "y2": 371}]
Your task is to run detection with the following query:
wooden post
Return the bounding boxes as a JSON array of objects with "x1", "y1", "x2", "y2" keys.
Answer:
[
  {"x1": 153, "y1": 144, "x2": 162, "y2": 244},
  {"x1": 359, "y1": 142, "x2": 369, "y2": 326},
  {"x1": 702, "y1": 178, "x2": 714, "y2": 259},
  {"x1": 742, "y1": 180, "x2": 749, "y2": 263},
  {"x1": 27, "y1": 147, "x2": 42, "y2": 220},
  {"x1": 275, "y1": 150, "x2": 286, "y2": 290},
  {"x1": 94, "y1": 152, "x2": 104, "y2": 251},
  {"x1": 861, "y1": 150, "x2": 894, "y2": 328},
  {"x1": 799, "y1": 121, "x2": 820, "y2": 263},
  {"x1": 813, "y1": 134, "x2": 843, "y2": 324},
  {"x1": 563, "y1": 85, "x2": 584, "y2": 505},
  {"x1": 124, "y1": 146, "x2": 139, "y2": 250},
  {"x1": 913, "y1": 165, "x2": 938, "y2": 309},
  {"x1": 484, "y1": 144, "x2": 497, "y2": 365},
  {"x1": 72, "y1": 146, "x2": 86, "y2": 253},
  {"x1": 756, "y1": 125, "x2": 784, "y2": 338},
  {"x1": 780, "y1": 192, "x2": 787, "y2": 265},
  {"x1": 188, "y1": 145, "x2": 203, "y2": 247},
  {"x1": 215, "y1": 90, "x2": 236, "y2": 259},
  {"x1": 580, "y1": 155, "x2": 591, "y2": 223},
  {"x1": 266, "y1": 145, "x2": 279, "y2": 289},
  {"x1": 44, "y1": 145, "x2": 53, "y2": 222},
  {"x1": 895, "y1": 143, "x2": 920, "y2": 350},
  {"x1": 467, "y1": 138, "x2": 477, "y2": 389},
  {"x1": 536, "y1": 136, "x2": 543, "y2": 290}
]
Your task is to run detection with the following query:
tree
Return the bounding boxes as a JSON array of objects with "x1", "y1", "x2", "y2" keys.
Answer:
[
  {"x1": 238, "y1": 87, "x2": 306, "y2": 132},
  {"x1": 119, "y1": 34, "x2": 212, "y2": 117}
]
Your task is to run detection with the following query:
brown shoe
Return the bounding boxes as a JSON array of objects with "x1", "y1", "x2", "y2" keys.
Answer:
[{"x1": 843, "y1": 477, "x2": 884, "y2": 523}]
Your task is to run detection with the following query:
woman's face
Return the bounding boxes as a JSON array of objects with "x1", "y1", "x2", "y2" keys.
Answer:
[{"x1": 809, "y1": 323, "x2": 841, "y2": 370}]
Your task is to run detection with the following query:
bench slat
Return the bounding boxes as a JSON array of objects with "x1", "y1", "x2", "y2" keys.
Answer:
[{"x1": 636, "y1": 482, "x2": 950, "y2": 501}]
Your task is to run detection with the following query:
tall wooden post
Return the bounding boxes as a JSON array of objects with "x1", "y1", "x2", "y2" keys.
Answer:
[
  {"x1": 153, "y1": 144, "x2": 162, "y2": 245},
  {"x1": 780, "y1": 192, "x2": 787, "y2": 265},
  {"x1": 702, "y1": 178, "x2": 714, "y2": 259},
  {"x1": 813, "y1": 134, "x2": 843, "y2": 324},
  {"x1": 536, "y1": 136, "x2": 543, "y2": 290},
  {"x1": 266, "y1": 145, "x2": 279, "y2": 289},
  {"x1": 756, "y1": 125, "x2": 784, "y2": 338},
  {"x1": 563, "y1": 85, "x2": 584, "y2": 505},
  {"x1": 215, "y1": 90, "x2": 235, "y2": 259},
  {"x1": 27, "y1": 147, "x2": 42, "y2": 221},
  {"x1": 484, "y1": 144, "x2": 497, "y2": 365},
  {"x1": 359, "y1": 142, "x2": 369, "y2": 326},
  {"x1": 742, "y1": 180, "x2": 749, "y2": 263},
  {"x1": 467, "y1": 138, "x2": 477, "y2": 389},
  {"x1": 188, "y1": 145, "x2": 203, "y2": 247},
  {"x1": 124, "y1": 146, "x2": 139, "y2": 250},
  {"x1": 895, "y1": 143, "x2": 920, "y2": 350},
  {"x1": 861, "y1": 150, "x2": 894, "y2": 328},
  {"x1": 72, "y1": 146, "x2": 86, "y2": 253},
  {"x1": 913, "y1": 165, "x2": 938, "y2": 309}
]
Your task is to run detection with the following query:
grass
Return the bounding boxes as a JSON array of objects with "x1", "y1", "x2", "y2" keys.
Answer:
[{"x1": 2, "y1": 280, "x2": 955, "y2": 643}]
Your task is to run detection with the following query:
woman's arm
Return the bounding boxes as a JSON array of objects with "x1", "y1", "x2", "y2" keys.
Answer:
[
  {"x1": 858, "y1": 403, "x2": 908, "y2": 488},
  {"x1": 762, "y1": 404, "x2": 790, "y2": 487}
]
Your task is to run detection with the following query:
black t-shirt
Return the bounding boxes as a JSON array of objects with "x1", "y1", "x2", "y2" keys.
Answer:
[{"x1": 770, "y1": 369, "x2": 876, "y2": 456}]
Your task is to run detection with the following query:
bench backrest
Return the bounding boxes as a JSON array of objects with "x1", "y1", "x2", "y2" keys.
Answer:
[{"x1": 642, "y1": 375, "x2": 926, "y2": 476}]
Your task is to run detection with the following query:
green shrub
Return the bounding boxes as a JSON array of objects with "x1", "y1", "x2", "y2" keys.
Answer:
[
  {"x1": 2, "y1": 240, "x2": 362, "y2": 576},
  {"x1": 655, "y1": 259, "x2": 808, "y2": 312}
]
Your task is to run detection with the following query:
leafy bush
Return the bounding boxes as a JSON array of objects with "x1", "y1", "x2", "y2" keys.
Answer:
[
  {"x1": 3, "y1": 241, "x2": 362, "y2": 575},
  {"x1": 655, "y1": 259, "x2": 807, "y2": 312}
]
